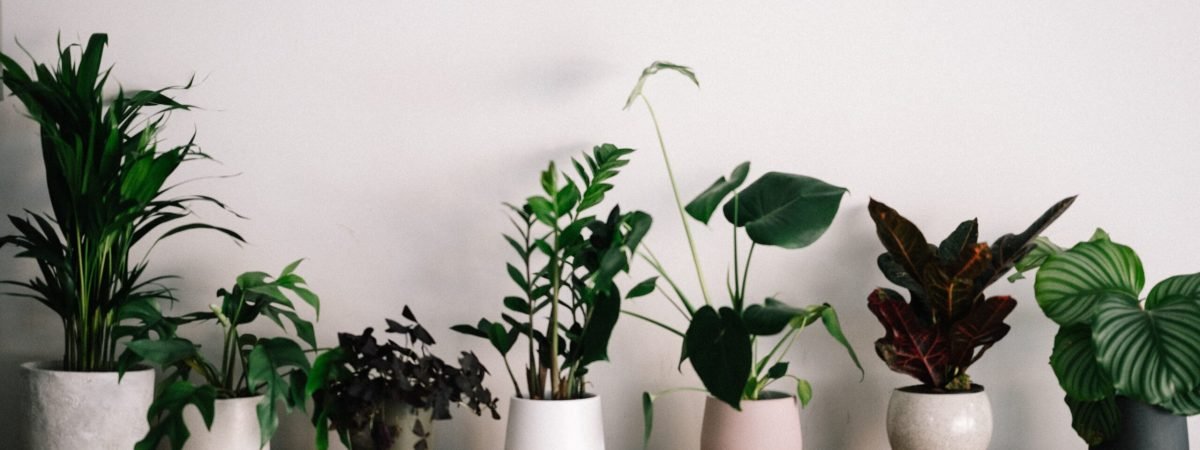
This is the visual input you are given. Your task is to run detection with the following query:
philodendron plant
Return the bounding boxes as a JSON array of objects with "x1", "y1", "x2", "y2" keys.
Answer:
[
  {"x1": 0, "y1": 34, "x2": 242, "y2": 372},
  {"x1": 308, "y1": 306, "x2": 500, "y2": 450},
  {"x1": 623, "y1": 62, "x2": 862, "y2": 444},
  {"x1": 1012, "y1": 229, "x2": 1200, "y2": 446},
  {"x1": 453, "y1": 144, "x2": 653, "y2": 400},
  {"x1": 129, "y1": 260, "x2": 320, "y2": 450},
  {"x1": 866, "y1": 197, "x2": 1074, "y2": 391}
]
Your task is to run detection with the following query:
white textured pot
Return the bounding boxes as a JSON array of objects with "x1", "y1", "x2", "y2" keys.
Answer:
[
  {"x1": 181, "y1": 395, "x2": 268, "y2": 450},
  {"x1": 700, "y1": 392, "x2": 803, "y2": 450},
  {"x1": 504, "y1": 395, "x2": 605, "y2": 450},
  {"x1": 22, "y1": 360, "x2": 155, "y2": 450},
  {"x1": 886, "y1": 385, "x2": 992, "y2": 450},
  {"x1": 349, "y1": 402, "x2": 436, "y2": 450}
]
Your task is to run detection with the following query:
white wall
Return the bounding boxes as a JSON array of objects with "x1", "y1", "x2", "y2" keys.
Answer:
[{"x1": 1, "y1": 1, "x2": 1198, "y2": 449}]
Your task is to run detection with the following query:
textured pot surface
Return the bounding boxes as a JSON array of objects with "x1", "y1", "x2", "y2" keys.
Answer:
[
  {"x1": 22, "y1": 360, "x2": 156, "y2": 450},
  {"x1": 182, "y1": 395, "x2": 268, "y2": 450},
  {"x1": 504, "y1": 395, "x2": 604, "y2": 450},
  {"x1": 886, "y1": 385, "x2": 992, "y2": 450},
  {"x1": 349, "y1": 402, "x2": 435, "y2": 450},
  {"x1": 1090, "y1": 396, "x2": 1188, "y2": 450},
  {"x1": 700, "y1": 393, "x2": 802, "y2": 450}
]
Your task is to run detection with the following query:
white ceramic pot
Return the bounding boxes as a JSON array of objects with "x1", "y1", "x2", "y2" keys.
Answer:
[
  {"x1": 886, "y1": 385, "x2": 992, "y2": 450},
  {"x1": 181, "y1": 395, "x2": 268, "y2": 450},
  {"x1": 349, "y1": 402, "x2": 436, "y2": 450},
  {"x1": 504, "y1": 395, "x2": 605, "y2": 450},
  {"x1": 700, "y1": 392, "x2": 803, "y2": 450},
  {"x1": 22, "y1": 360, "x2": 156, "y2": 450}
]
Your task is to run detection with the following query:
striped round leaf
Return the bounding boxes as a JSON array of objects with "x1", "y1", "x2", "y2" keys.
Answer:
[
  {"x1": 1065, "y1": 395, "x2": 1118, "y2": 446},
  {"x1": 1050, "y1": 324, "x2": 1113, "y2": 401},
  {"x1": 1093, "y1": 294, "x2": 1200, "y2": 404},
  {"x1": 1146, "y1": 272, "x2": 1200, "y2": 309},
  {"x1": 1161, "y1": 385, "x2": 1200, "y2": 415},
  {"x1": 1034, "y1": 238, "x2": 1143, "y2": 325}
]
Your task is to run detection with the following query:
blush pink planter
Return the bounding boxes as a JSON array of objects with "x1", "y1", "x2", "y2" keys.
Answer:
[
  {"x1": 886, "y1": 385, "x2": 992, "y2": 450},
  {"x1": 700, "y1": 393, "x2": 803, "y2": 450},
  {"x1": 22, "y1": 361, "x2": 155, "y2": 450},
  {"x1": 181, "y1": 395, "x2": 268, "y2": 450},
  {"x1": 504, "y1": 395, "x2": 605, "y2": 450}
]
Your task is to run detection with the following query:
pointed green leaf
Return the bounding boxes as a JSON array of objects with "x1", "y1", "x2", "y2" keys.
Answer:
[{"x1": 685, "y1": 162, "x2": 750, "y2": 224}]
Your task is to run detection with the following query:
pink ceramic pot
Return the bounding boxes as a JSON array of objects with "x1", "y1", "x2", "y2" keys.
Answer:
[{"x1": 700, "y1": 393, "x2": 802, "y2": 450}]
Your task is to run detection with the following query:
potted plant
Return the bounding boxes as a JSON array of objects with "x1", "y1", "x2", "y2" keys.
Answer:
[
  {"x1": 623, "y1": 62, "x2": 863, "y2": 450},
  {"x1": 452, "y1": 143, "x2": 653, "y2": 450},
  {"x1": 307, "y1": 306, "x2": 501, "y2": 450},
  {"x1": 127, "y1": 260, "x2": 320, "y2": 450},
  {"x1": 0, "y1": 34, "x2": 242, "y2": 449},
  {"x1": 865, "y1": 197, "x2": 1074, "y2": 450},
  {"x1": 1011, "y1": 229, "x2": 1200, "y2": 449}
]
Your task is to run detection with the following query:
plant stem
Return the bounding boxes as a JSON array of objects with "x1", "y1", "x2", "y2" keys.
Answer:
[
  {"x1": 622, "y1": 310, "x2": 685, "y2": 338},
  {"x1": 548, "y1": 225, "x2": 563, "y2": 399},
  {"x1": 502, "y1": 356, "x2": 523, "y2": 398},
  {"x1": 639, "y1": 95, "x2": 712, "y2": 307},
  {"x1": 740, "y1": 243, "x2": 756, "y2": 305}
]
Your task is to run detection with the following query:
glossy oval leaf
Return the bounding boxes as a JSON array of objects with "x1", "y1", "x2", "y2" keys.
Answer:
[
  {"x1": 685, "y1": 162, "x2": 750, "y2": 224},
  {"x1": 686, "y1": 306, "x2": 752, "y2": 409},
  {"x1": 1093, "y1": 294, "x2": 1200, "y2": 405},
  {"x1": 722, "y1": 173, "x2": 847, "y2": 249},
  {"x1": 1050, "y1": 324, "x2": 1113, "y2": 401},
  {"x1": 1034, "y1": 238, "x2": 1143, "y2": 325}
]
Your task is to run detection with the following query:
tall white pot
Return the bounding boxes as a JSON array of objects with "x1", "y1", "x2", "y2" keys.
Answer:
[
  {"x1": 181, "y1": 395, "x2": 268, "y2": 450},
  {"x1": 22, "y1": 360, "x2": 156, "y2": 450},
  {"x1": 504, "y1": 395, "x2": 605, "y2": 450},
  {"x1": 700, "y1": 393, "x2": 803, "y2": 450},
  {"x1": 886, "y1": 385, "x2": 992, "y2": 450}
]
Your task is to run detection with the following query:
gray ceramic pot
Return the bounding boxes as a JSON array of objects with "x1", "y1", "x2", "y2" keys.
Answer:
[
  {"x1": 886, "y1": 384, "x2": 992, "y2": 450},
  {"x1": 22, "y1": 360, "x2": 156, "y2": 450},
  {"x1": 1090, "y1": 396, "x2": 1188, "y2": 450}
]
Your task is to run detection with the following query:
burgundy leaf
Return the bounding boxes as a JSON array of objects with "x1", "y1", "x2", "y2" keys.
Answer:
[
  {"x1": 921, "y1": 242, "x2": 993, "y2": 325},
  {"x1": 949, "y1": 295, "x2": 1016, "y2": 371},
  {"x1": 868, "y1": 288, "x2": 950, "y2": 387},
  {"x1": 868, "y1": 199, "x2": 935, "y2": 286}
]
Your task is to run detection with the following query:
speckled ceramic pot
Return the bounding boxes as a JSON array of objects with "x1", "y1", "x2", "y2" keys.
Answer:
[
  {"x1": 22, "y1": 361, "x2": 155, "y2": 450},
  {"x1": 700, "y1": 392, "x2": 802, "y2": 450},
  {"x1": 504, "y1": 395, "x2": 604, "y2": 450},
  {"x1": 181, "y1": 395, "x2": 268, "y2": 450},
  {"x1": 886, "y1": 385, "x2": 992, "y2": 450}
]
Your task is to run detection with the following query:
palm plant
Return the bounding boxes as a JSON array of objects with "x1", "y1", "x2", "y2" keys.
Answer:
[{"x1": 0, "y1": 34, "x2": 241, "y2": 372}]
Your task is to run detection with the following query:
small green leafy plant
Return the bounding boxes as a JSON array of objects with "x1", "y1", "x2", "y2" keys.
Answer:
[
  {"x1": 1014, "y1": 229, "x2": 1200, "y2": 446},
  {"x1": 453, "y1": 144, "x2": 653, "y2": 400},
  {"x1": 128, "y1": 260, "x2": 320, "y2": 450},
  {"x1": 623, "y1": 62, "x2": 862, "y2": 446},
  {"x1": 866, "y1": 197, "x2": 1073, "y2": 391},
  {"x1": 0, "y1": 34, "x2": 242, "y2": 372},
  {"x1": 307, "y1": 306, "x2": 500, "y2": 450}
]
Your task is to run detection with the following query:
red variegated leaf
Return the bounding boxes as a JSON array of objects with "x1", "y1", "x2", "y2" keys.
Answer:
[
  {"x1": 868, "y1": 200, "x2": 935, "y2": 287},
  {"x1": 868, "y1": 288, "x2": 950, "y2": 387},
  {"x1": 922, "y1": 243, "x2": 993, "y2": 325},
  {"x1": 949, "y1": 295, "x2": 1016, "y2": 371},
  {"x1": 985, "y1": 196, "x2": 1076, "y2": 285}
]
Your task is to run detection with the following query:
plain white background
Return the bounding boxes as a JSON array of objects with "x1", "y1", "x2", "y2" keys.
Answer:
[{"x1": 1, "y1": 1, "x2": 1198, "y2": 449}]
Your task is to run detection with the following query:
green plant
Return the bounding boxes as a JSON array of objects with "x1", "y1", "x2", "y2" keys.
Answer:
[
  {"x1": 0, "y1": 34, "x2": 242, "y2": 372},
  {"x1": 128, "y1": 260, "x2": 320, "y2": 450},
  {"x1": 866, "y1": 197, "x2": 1073, "y2": 391},
  {"x1": 1013, "y1": 229, "x2": 1200, "y2": 446},
  {"x1": 623, "y1": 62, "x2": 862, "y2": 446},
  {"x1": 453, "y1": 143, "x2": 653, "y2": 400},
  {"x1": 307, "y1": 306, "x2": 500, "y2": 450}
]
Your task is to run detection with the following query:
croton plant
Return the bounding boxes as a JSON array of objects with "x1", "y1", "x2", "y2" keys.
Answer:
[{"x1": 866, "y1": 196, "x2": 1074, "y2": 391}]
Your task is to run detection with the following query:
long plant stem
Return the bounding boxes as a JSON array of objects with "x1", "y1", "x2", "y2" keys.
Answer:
[
  {"x1": 639, "y1": 95, "x2": 712, "y2": 307},
  {"x1": 548, "y1": 226, "x2": 563, "y2": 399}
]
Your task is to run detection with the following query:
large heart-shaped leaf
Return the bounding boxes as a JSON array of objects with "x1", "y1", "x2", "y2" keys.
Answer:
[
  {"x1": 722, "y1": 173, "x2": 846, "y2": 249},
  {"x1": 1050, "y1": 324, "x2": 1113, "y2": 401},
  {"x1": 1034, "y1": 238, "x2": 1143, "y2": 325},
  {"x1": 867, "y1": 288, "x2": 948, "y2": 387},
  {"x1": 686, "y1": 162, "x2": 750, "y2": 224},
  {"x1": 1093, "y1": 292, "x2": 1200, "y2": 405},
  {"x1": 686, "y1": 306, "x2": 752, "y2": 409}
]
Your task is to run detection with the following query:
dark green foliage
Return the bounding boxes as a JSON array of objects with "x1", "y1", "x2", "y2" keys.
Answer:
[
  {"x1": 454, "y1": 144, "x2": 653, "y2": 400},
  {"x1": 131, "y1": 261, "x2": 319, "y2": 450},
  {"x1": 0, "y1": 33, "x2": 242, "y2": 371},
  {"x1": 308, "y1": 307, "x2": 500, "y2": 450}
]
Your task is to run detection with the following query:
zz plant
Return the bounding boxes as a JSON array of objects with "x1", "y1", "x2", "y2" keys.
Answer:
[
  {"x1": 623, "y1": 62, "x2": 862, "y2": 445},
  {"x1": 308, "y1": 306, "x2": 500, "y2": 450},
  {"x1": 866, "y1": 197, "x2": 1074, "y2": 391},
  {"x1": 1013, "y1": 229, "x2": 1200, "y2": 446},
  {"x1": 453, "y1": 144, "x2": 653, "y2": 400},
  {"x1": 129, "y1": 260, "x2": 320, "y2": 450},
  {"x1": 0, "y1": 34, "x2": 241, "y2": 372}
]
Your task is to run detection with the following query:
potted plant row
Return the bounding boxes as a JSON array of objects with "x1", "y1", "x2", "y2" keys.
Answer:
[{"x1": 0, "y1": 34, "x2": 241, "y2": 449}]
